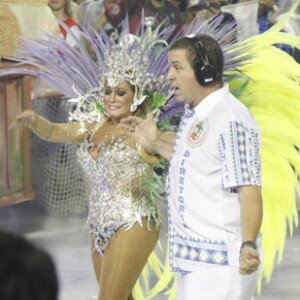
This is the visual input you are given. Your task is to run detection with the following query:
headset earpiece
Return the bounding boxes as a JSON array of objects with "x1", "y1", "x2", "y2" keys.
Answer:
[{"x1": 193, "y1": 40, "x2": 216, "y2": 86}]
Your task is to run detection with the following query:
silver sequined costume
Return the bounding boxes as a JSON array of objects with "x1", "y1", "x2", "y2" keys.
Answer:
[{"x1": 77, "y1": 137, "x2": 160, "y2": 254}]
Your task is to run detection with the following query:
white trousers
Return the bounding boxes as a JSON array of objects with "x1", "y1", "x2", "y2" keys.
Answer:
[{"x1": 176, "y1": 266, "x2": 259, "y2": 300}]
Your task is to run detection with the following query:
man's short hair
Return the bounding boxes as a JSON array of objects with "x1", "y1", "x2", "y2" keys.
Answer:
[{"x1": 169, "y1": 34, "x2": 224, "y2": 85}]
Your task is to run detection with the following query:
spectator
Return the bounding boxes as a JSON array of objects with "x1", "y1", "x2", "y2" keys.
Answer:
[
  {"x1": 271, "y1": 0, "x2": 300, "y2": 62},
  {"x1": 129, "y1": 0, "x2": 183, "y2": 34},
  {"x1": 258, "y1": 0, "x2": 275, "y2": 33},
  {"x1": 95, "y1": 0, "x2": 127, "y2": 33},
  {"x1": 0, "y1": 231, "x2": 59, "y2": 300},
  {"x1": 185, "y1": 1, "x2": 213, "y2": 24},
  {"x1": 49, "y1": 0, "x2": 81, "y2": 46},
  {"x1": 186, "y1": 1, "x2": 238, "y2": 43},
  {"x1": 78, "y1": 0, "x2": 127, "y2": 34},
  {"x1": 167, "y1": 0, "x2": 188, "y2": 19},
  {"x1": 70, "y1": 0, "x2": 80, "y2": 21}
]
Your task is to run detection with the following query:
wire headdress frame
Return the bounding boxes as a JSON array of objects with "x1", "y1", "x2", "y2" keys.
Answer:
[{"x1": 68, "y1": 17, "x2": 174, "y2": 128}]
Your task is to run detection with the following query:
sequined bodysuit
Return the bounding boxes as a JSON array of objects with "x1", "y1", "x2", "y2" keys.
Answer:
[
  {"x1": 77, "y1": 137, "x2": 159, "y2": 254},
  {"x1": 28, "y1": 115, "x2": 161, "y2": 254}
]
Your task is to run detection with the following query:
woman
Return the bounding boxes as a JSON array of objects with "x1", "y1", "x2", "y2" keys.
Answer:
[
  {"x1": 16, "y1": 80, "x2": 162, "y2": 300},
  {"x1": 48, "y1": 0, "x2": 80, "y2": 46},
  {"x1": 5, "y1": 15, "x2": 181, "y2": 298}
]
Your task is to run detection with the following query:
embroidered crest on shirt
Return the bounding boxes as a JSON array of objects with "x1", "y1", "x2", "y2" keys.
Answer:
[{"x1": 187, "y1": 118, "x2": 208, "y2": 147}]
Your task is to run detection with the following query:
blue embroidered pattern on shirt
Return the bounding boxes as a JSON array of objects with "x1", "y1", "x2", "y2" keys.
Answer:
[
  {"x1": 218, "y1": 121, "x2": 260, "y2": 187},
  {"x1": 171, "y1": 232, "x2": 228, "y2": 272},
  {"x1": 236, "y1": 122, "x2": 250, "y2": 182}
]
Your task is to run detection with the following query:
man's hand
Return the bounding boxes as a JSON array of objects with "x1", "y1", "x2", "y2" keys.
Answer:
[
  {"x1": 239, "y1": 246, "x2": 260, "y2": 275},
  {"x1": 120, "y1": 113, "x2": 159, "y2": 153}
]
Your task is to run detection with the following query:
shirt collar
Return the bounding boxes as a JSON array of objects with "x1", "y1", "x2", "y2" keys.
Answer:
[
  {"x1": 184, "y1": 104, "x2": 195, "y2": 118},
  {"x1": 193, "y1": 83, "x2": 229, "y2": 120}
]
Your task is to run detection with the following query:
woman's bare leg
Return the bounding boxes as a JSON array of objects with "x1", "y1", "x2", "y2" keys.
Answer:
[
  {"x1": 98, "y1": 220, "x2": 158, "y2": 300},
  {"x1": 90, "y1": 234, "x2": 102, "y2": 284}
]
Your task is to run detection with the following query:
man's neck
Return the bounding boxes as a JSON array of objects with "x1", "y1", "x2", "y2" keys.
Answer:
[{"x1": 190, "y1": 82, "x2": 223, "y2": 108}]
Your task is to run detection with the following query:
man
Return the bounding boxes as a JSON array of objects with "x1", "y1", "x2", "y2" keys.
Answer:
[
  {"x1": 128, "y1": 0, "x2": 183, "y2": 34},
  {"x1": 258, "y1": 0, "x2": 275, "y2": 33},
  {"x1": 185, "y1": 1, "x2": 238, "y2": 41},
  {"x1": 121, "y1": 34, "x2": 262, "y2": 299}
]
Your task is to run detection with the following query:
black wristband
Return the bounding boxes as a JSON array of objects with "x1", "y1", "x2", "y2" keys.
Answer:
[{"x1": 240, "y1": 240, "x2": 257, "y2": 252}]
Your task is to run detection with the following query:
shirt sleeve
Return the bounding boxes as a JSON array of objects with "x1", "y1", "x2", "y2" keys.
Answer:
[{"x1": 218, "y1": 120, "x2": 261, "y2": 189}]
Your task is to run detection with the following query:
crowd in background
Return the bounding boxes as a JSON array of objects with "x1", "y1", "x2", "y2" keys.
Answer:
[
  {"x1": 51, "y1": 0, "x2": 299, "y2": 61},
  {"x1": 54, "y1": 1, "x2": 298, "y2": 34}
]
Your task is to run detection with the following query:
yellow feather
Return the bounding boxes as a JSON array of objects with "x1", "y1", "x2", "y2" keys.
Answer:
[{"x1": 226, "y1": 1, "x2": 300, "y2": 291}]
